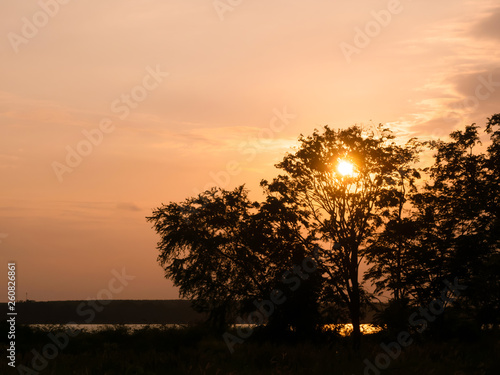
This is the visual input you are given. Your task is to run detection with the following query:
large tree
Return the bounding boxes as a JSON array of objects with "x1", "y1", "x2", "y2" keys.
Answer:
[{"x1": 266, "y1": 124, "x2": 421, "y2": 346}]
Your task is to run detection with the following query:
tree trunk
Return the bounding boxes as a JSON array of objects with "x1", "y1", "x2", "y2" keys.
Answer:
[
  {"x1": 350, "y1": 278, "x2": 361, "y2": 350},
  {"x1": 350, "y1": 245, "x2": 361, "y2": 350}
]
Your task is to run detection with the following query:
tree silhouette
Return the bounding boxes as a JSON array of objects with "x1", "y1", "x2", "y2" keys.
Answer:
[
  {"x1": 147, "y1": 186, "x2": 263, "y2": 329},
  {"x1": 408, "y1": 120, "x2": 500, "y2": 327},
  {"x1": 266, "y1": 124, "x2": 422, "y2": 347},
  {"x1": 365, "y1": 116, "x2": 500, "y2": 332}
]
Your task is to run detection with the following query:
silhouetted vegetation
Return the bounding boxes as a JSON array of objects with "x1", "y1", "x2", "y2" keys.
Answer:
[
  {"x1": 1, "y1": 323, "x2": 499, "y2": 374},
  {"x1": 147, "y1": 114, "x2": 500, "y2": 355}
]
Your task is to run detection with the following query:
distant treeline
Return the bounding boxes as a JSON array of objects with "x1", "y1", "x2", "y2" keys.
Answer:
[{"x1": 2, "y1": 300, "x2": 384, "y2": 325}]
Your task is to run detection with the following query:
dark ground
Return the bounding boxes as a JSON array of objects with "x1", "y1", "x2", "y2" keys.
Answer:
[{"x1": 1, "y1": 322, "x2": 499, "y2": 375}]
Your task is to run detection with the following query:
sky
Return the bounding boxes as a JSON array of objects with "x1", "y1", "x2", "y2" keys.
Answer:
[{"x1": 1, "y1": 0, "x2": 499, "y2": 302}]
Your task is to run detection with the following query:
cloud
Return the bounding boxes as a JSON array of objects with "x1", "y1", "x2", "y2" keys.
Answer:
[
  {"x1": 470, "y1": 7, "x2": 500, "y2": 41},
  {"x1": 412, "y1": 117, "x2": 456, "y2": 139},
  {"x1": 446, "y1": 68, "x2": 500, "y2": 96},
  {"x1": 116, "y1": 202, "x2": 141, "y2": 211},
  {"x1": 389, "y1": 3, "x2": 500, "y2": 139},
  {"x1": 132, "y1": 124, "x2": 295, "y2": 155},
  {"x1": 0, "y1": 91, "x2": 92, "y2": 128},
  {"x1": 441, "y1": 68, "x2": 500, "y2": 125}
]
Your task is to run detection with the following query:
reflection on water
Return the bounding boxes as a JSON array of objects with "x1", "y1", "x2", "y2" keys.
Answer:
[
  {"x1": 29, "y1": 323, "x2": 384, "y2": 336},
  {"x1": 323, "y1": 323, "x2": 384, "y2": 336},
  {"x1": 28, "y1": 324, "x2": 183, "y2": 333}
]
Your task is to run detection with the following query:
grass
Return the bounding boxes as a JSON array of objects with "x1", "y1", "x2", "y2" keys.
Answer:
[{"x1": 1, "y1": 323, "x2": 499, "y2": 374}]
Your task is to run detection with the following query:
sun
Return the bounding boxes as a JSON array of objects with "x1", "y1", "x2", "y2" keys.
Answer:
[{"x1": 337, "y1": 160, "x2": 355, "y2": 176}]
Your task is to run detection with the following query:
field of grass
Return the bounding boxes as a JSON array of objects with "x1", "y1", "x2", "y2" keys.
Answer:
[{"x1": 1, "y1": 323, "x2": 499, "y2": 375}]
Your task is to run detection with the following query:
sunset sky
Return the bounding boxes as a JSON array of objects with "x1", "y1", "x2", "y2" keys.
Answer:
[{"x1": 1, "y1": 0, "x2": 499, "y2": 302}]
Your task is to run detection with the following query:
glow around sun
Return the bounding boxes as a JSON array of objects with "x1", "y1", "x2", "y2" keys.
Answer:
[{"x1": 337, "y1": 160, "x2": 355, "y2": 176}]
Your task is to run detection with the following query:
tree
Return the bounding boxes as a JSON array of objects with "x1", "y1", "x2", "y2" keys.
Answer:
[
  {"x1": 267, "y1": 124, "x2": 421, "y2": 347},
  {"x1": 412, "y1": 124, "x2": 488, "y2": 306},
  {"x1": 363, "y1": 138, "x2": 423, "y2": 302},
  {"x1": 371, "y1": 116, "x2": 500, "y2": 331},
  {"x1": 478, "y1": 114, "x2": 500, "y2": 325},
  {"x1": 147, "y1": 186, "x2": 263, "y2": 329},
  {"x1": 427, "y1": 118, "x2": 500, "y2": 327}
]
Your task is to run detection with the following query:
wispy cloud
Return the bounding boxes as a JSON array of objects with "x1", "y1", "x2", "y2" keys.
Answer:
[
  {"x1": 387, "y1": 3, "x2": 500, "y2": 139},
  {"x1": 470, "y1": 7, "x2": 500, "y2": 41},
  {"x1": 116, "y1": 202, "x2": 141, "y2": 212}
]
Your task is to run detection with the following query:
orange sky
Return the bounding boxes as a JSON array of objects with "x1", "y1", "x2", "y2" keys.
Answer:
[{"x1": 1, "y1": 0, "x2": 499, "y2": 301}]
